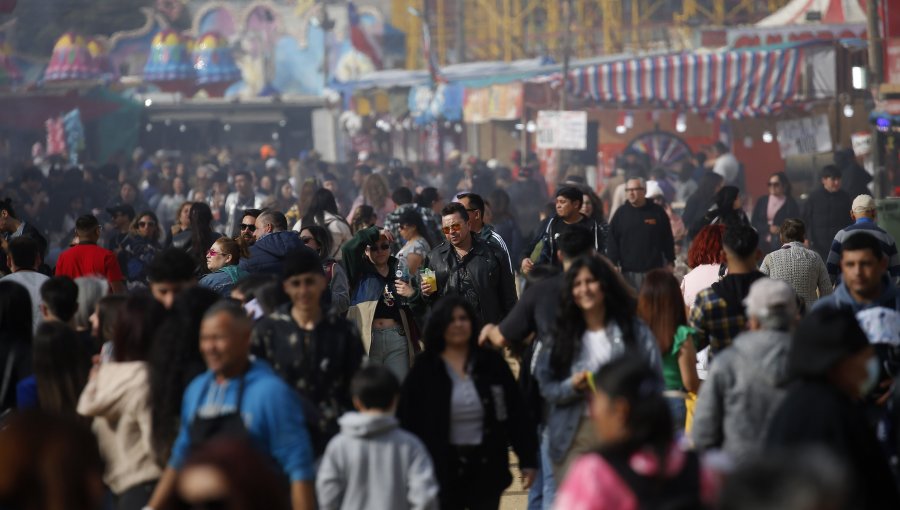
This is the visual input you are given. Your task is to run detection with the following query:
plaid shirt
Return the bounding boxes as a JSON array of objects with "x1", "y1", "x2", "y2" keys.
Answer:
[{"x1": 689, "y1": 288, "x2": 747, "y2": 357}]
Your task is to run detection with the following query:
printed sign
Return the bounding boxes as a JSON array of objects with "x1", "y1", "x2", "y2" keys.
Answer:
[
  {"x1": 536, "y1": 110, "x2": 588, "y2": 150},
  {"x1": 775, "y1": 114, "x2": 832, "y2": 157}
]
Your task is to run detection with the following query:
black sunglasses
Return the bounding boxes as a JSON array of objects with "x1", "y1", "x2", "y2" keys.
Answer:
[
  {"x1": 138, "y1": 221, "x2": 156, "y2": 228},
  {"x1": 240, "y1": 223, "x2": 256, "y2": 232},
  {"x1": 300, "y1": 236, "x2": 315, "y2": 244},
  {"x1": 368, "y1": 243, "x2": 391, "y2": 251}
]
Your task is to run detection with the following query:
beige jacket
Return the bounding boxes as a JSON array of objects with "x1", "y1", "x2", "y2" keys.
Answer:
[
  {"x1": 77, "y1": 361, "x2": 162, "y2": 494},
  {"x1": 347, "y1": 301, "x2": 419, "y2": 367}
]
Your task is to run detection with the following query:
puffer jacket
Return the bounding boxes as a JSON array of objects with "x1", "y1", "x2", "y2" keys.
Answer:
[
  {"x1": 692, "y1": 329, "x2": 791, "y2": 461},
  {"x1": 240, "y1": 231, "x2": 312, "y2": 275},
  {"x1": 421, "y1": 236, "x2": 517, "y2": 325}
]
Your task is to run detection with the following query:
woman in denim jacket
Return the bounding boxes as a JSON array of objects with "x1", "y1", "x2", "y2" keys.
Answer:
[
  {"x1": 535, "y1": 255, "x2": 662, "y2": 483},
  {"x1": 198, "y1": 237, "x2": 249, "y2": 297}
]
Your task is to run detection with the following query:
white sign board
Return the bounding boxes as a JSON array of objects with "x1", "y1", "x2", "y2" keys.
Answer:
[
  {"x1": 775, "y1": 114, "x2": 833, "y2": 157},
  {"x1": 851, "y1": 132, "x2": 872, "y2": 156},
  {"x1": 536, "y1": 110, "x2": 588, "y2": 150}
]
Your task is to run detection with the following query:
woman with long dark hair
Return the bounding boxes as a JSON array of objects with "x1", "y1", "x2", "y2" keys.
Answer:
[
  {"x1": 395, "y1": 208, "x2": 432, "y2": 276},
  {"x1": 0, "y1": 280, "x2": 33, "y2": 411},
  {"x1": 18, "y1": 322, "x2": 91, "y2": 416},
  {"x1": 682, "y1": 172, "x2": 724, "y2": 239},
  {"x1": 171, "y1": 202, "x2": 221, "y2": 273},
  {"x1": 638, "y1": 269, "x2": 700, "y2": 433},
  {"x1": 536, "y1": 255, "x2": 661, "y2": 482},
  {"x1": 294, "y1": 188, "x2": 352, "y2": 260},
  {"x1": 77, "y1": 294, "x2": 168, "y2": 510},
  {"x1": 398, "y1": 295, "x2": 537, "y2": 509},
  {"x1": 751, "y1": 171, "x2": 801, "y2": 254},
  {"x1": 148, "y1": 287, "x2": 219, "y2": 465},
  {"x1": 553, "y1": 356, "x2": 719, "y2": 508},
  {"x1": 298, "y1": 224, "x2": 350, "y2": 316}
]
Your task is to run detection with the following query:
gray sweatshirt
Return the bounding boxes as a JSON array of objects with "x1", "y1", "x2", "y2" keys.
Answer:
[
  {"x1": 316, "y1": 412, "x2": 439, "y2": 510},
  {"x1": 691, "y1": 329, "x2": 791, "y2": 462}
]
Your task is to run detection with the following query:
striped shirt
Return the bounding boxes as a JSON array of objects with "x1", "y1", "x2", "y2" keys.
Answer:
[
  {"x1": 826, "y1": 218, "x2": 900, "y2": 285},
  {"x1": 760, "y1": 242, "x2": 832, "y2": 306}
]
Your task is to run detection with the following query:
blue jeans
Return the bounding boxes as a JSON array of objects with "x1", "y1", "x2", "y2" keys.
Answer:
[
  {"x1": 369, "y1": 326, "x2": 410, "y2": 381},
  {"x1": 666, "y1": 395, "x2": 687, "y2": 435},
  {"x1": 527, "y1": 427, "x2": 556, "y2": 510}
]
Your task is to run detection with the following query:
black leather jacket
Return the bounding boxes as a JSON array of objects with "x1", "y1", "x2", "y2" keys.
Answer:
[{"x1": 421, "y1": 236, "x2": 517, "y2": 324}]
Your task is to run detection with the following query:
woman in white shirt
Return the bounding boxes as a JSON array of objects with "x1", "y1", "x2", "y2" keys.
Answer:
[{"x1": 535, "y1": 255, "x2": 662, "y2": 482}]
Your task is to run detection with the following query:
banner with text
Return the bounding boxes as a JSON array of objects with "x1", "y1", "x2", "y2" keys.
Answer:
[{"x1": 536, "y1": 110, "x2": 588, "y2": 150}]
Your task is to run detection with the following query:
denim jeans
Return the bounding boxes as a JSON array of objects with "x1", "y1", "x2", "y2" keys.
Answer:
[
  {"x1": 527, "y1": 427, "x2": 556, "y2": 510},
  {"x1": 369, "y1": 326, "x2": 410, "y2": 381},
  {"x1": 666, "y1": 395, "x2": 687, "y2": 435}
]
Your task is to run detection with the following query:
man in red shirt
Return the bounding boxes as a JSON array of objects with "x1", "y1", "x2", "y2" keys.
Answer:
[{"x1": 55, "y1": 215, "x2": 126, "y2": 293}]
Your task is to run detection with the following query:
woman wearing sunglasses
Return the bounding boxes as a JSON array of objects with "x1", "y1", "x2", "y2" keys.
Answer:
[
  {"x1": 198, "y1": 237, "x2": 250, "y2": 297},
  {"x1": 117, "y1": 211, "x2": 163, "y2": 289},
  {"x1": 342, "y1": 225, "x2": 419, "y2": 381}
]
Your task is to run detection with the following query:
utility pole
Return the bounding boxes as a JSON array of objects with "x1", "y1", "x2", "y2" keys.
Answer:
[
  {"x1": 867, "y1": 0, "x2": 884, "y2": 197},
  {"x1": 557, "y1": 0, "x2": 573, "y2": 179},
  {"x1": 455, "y1": 0, "x2": 465, "y2": 64}
]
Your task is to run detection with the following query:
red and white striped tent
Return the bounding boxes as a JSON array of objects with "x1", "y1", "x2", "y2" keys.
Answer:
[
  {"x1": 567, "y1": 47, "x2": 803, "y2": 118},
  {"x1": 757, "y1": 0, "x2": 866, "y2": 27}
]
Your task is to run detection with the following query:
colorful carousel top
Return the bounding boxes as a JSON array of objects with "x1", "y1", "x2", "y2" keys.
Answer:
[
  {"x1": 193, "y1": 32, "x2": 240, "y2": 86},
  {"x1": 44, "y1": 32, "x2": 99, "y2": 82},
  {"x1": 143, "y1": 29, "x2": 196, "y2": 83}
]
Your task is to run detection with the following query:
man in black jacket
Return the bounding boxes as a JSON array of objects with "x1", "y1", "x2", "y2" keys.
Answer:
[
  {"x1": 520, "y1": 186, "x2": 606, "y2": 274},
  {"x1": 252, "y1": 248, "x2": 364, "y2": 454},
  {"x1": 419, "y1": 203, "x2": 517, "y2": 324},
  {"x1": 803, "y1": 164, "x2": 852, "y2": 259},
  {"x1": 607, "y1": 177, "x2": 675, "y2": 290}
]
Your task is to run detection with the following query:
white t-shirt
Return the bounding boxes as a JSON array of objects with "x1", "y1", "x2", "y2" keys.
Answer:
[
  {"x1": 713, "y1": 153, "x2": 739, "y2": 185},
  {"x1": 1, "y1": 270, "x2": 49, "y2": 333},
  {"x1": 579, "y1": 329, "x2": 613, "y2": 374},
  {"x1": 579, "y1": 328, "x2": 613, "y2": 415}
]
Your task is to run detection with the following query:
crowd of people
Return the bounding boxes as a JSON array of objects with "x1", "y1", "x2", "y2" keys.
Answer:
[{"x1": 0, "y1": 142, "x2": 898, "y2": 510}]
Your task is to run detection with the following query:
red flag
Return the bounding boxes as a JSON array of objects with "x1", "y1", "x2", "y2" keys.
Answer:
[{"x1": 348, "y1": 2, "x2": 382, "y2": 69}]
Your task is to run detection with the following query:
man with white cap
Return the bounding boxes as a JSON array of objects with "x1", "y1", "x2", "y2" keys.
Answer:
[
  {"x1": 692, "y1": 278, "x2": 797, "y2": 462},
  {"x1": 825, "y1": 194, "x2": 900, "y2": 286}
]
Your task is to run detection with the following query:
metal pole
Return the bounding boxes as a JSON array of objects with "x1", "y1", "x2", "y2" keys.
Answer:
[
  {"x1": 867, "y1": 0, "x2": 884, "y2": 197},
  {"x1": 558, "y1": 0, "x2": 573, "y2": 180}
]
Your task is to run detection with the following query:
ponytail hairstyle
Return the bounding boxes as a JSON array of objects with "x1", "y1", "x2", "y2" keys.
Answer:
[
  {"x1": 593, "y1": 355, "x2": 672, "y2": 467},
  {"x1": 212, "y1": 236, "x2": 250, "y2": 266}
]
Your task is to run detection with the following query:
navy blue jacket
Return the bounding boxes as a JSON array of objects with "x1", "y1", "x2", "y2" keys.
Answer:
[{"x1": 240, "y1": 231, "x2": 312, "y2": 275}]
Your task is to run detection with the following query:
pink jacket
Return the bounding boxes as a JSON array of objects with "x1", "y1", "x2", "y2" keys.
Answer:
[{"x1": 553, "y1": 445, "x2": 720, "y2": 510}]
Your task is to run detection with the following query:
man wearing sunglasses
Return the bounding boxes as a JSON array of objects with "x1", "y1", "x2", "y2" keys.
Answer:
[
  {"x1": 456, "y1": 192, "x2": 513, "y2": 273},
  {"x1": 239, "y1": 208, "x2": 262, "y2": 246},
  {"x1": 240, "y1": 210, "x2": 313, "y2": 276},
  {"x1": 411, "y1": 203, "x2": 517, "y2": 325}
]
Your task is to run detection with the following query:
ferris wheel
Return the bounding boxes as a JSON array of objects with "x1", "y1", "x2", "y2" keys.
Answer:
[{"x1": 625, "y1": 130, "x2": 694, "y2": 172}]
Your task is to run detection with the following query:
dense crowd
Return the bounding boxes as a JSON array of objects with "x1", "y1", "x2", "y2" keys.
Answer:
[{"x1": 0, "y1": 142, "x2": 898, "y2": 510}]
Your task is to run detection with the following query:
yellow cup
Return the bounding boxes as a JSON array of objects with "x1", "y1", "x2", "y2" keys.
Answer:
[{"x1": 422, "y1": 269, "x2": 437, "y2": 292}]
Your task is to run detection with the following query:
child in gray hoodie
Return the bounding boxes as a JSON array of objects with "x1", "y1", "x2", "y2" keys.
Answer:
[{"x1": 316, "y1": 365, "x2": 440, "y2": 510}]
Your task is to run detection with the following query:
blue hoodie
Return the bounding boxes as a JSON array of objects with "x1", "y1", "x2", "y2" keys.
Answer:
[
  {"x1": 168, "y1": 359, "x2": 315, "y2": 482},
  {"x1": 812, "y1": 275, "x2": 900, "y2": 314},
  {"x1": 240, "y1": 231, "x2": 311, "y2": 276}
]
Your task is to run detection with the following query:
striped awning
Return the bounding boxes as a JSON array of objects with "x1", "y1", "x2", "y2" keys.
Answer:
[{"x1": 567, "y1": 48, "x2": 804, "y2": 118}]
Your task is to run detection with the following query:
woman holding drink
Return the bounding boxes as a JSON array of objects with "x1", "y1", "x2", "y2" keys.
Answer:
[{"x1": 342, "y1": 225, "x2": 419, "y2": 381}]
